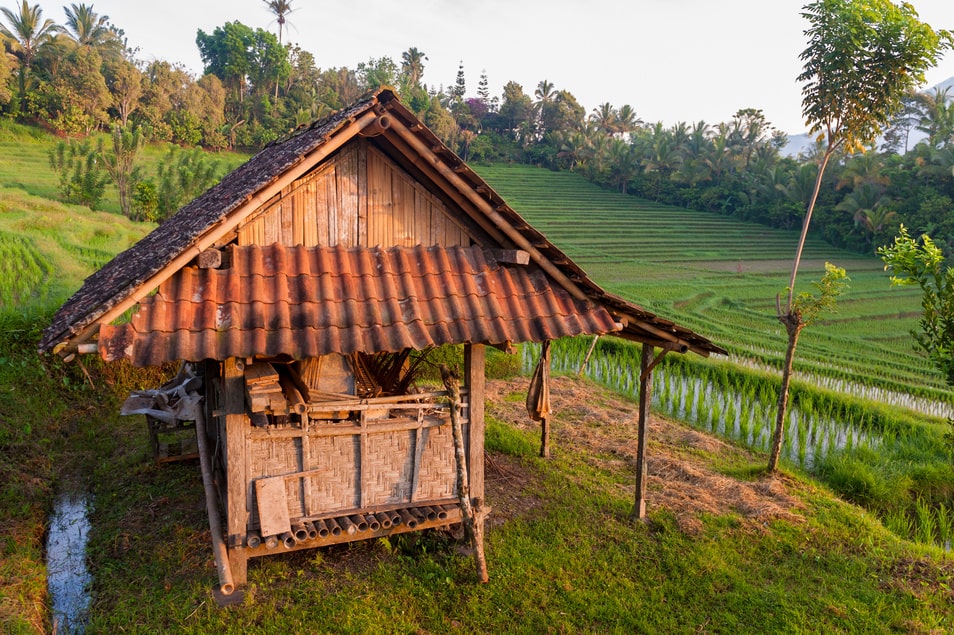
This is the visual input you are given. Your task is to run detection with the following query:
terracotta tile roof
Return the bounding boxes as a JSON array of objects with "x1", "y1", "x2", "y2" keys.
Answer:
[
  {"x1": 39, "y1": 93, "x2": 382, "y2": 354},
  {"x1": 97, "y1": 244, "x2": 620, "y2": 366}
]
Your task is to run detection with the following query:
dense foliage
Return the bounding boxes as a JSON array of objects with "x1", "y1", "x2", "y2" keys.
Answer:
[{"x1": 0, "y1": 1, "x2": 951, "y2": 246}]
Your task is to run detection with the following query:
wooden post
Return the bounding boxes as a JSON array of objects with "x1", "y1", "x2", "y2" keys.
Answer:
[
  {"x1": 223, "y1": 358, "x2": 248, "y2": 588},
  {"x1": 464, "y1": 344, "x2": 485, "y2": 500},
  {"x1": 441, "y1": 364, "x2": 489, "y2": 583},
  {"x1": 632, "y1": 343, "x2": 653, "y2": 521}
]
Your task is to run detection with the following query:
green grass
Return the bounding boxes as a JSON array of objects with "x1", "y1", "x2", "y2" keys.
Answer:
[
  {"x1": 73, "y1": 378, "x2": 954, "y2": 633},
  {"x1": 475, "y1": 163, "x2": 943, "y2": 407},
  {"x1": 0, "y1": 121, "x2": 247, "y2": 316}
]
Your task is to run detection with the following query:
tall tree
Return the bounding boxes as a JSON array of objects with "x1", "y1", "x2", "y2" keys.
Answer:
[
  {"x1": 262, "y1": 0, "x2": 293, "y2": 99},
  {"x1": 768, "y1": 0, "x2": 952, "y2": 472},
  {"x1": 63, "y1": 3, "x2": 118, "y2": 56},
  {"x1": 400, "y1": 46, "x2": 426, "y2": 87},
  {"x1": 0, "y1": 1, "x2": 61, "y2": 114},
  {"x1": 263, "y1": 0, "x2": 293, "y2": 45}
]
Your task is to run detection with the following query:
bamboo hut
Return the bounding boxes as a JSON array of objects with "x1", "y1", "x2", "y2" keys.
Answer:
[{"x1": 39, "y1": 88, "x2": 725, "y2": 600}]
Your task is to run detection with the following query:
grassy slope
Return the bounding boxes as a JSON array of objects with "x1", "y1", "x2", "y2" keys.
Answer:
[
  {"x1": 474, "y1": 163, "x2": 942, "y2": 399},
  {"x1": 0, "y1": 128, "x2": 951, "y2": 631},
  {"x1": 0, "y1": 121, "x2": 240, "y2": 631}
]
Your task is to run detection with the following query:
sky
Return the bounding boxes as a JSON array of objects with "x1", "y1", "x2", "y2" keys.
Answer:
[{"x1": 26, "y1": 0, "x2": 954, "y2": 135}]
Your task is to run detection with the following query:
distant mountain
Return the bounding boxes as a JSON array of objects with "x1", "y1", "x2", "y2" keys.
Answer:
[{"x1": 780, "y1": 75, "x2": 954, "y2": 157}]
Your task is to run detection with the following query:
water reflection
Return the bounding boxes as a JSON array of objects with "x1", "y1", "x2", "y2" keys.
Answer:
[{"x1": 47, "y1": 493, "x2": 91, "y2": 633}]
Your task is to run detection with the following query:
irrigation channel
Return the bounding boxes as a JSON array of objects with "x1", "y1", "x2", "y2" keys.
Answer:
[
  {"x1": 522, "y1": 341, "x2": 879, "y2": 471},
  {"x1": 46, "y1": 493, "x2": 92, "y2": 633}
]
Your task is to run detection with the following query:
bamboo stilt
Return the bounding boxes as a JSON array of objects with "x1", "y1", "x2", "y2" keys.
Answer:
[{"x1": 440, "y1": 364, "x2": 489, "y2": 583}]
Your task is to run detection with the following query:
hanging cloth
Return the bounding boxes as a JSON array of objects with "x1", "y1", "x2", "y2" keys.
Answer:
[{"x1": 525, "y1": 340, "x2": 552, "y2": 422}]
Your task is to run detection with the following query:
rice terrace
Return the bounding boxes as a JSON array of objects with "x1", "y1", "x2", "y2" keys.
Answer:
[{"x1": 2, "y1": 0, "x2": 954, "y2": 632}]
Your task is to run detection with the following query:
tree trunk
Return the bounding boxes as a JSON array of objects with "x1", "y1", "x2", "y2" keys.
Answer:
[{"x1": 768, "y1": 313, "x2": 803, "y2": 472}]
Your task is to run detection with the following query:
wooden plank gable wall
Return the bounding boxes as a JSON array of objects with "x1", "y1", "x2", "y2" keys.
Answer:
[{"x1": 236, "y1": 140, "x2": 470, "y2": 249}]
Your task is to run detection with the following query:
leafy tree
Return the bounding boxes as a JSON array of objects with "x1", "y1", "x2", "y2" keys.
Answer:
[
  {"x1": 768, "y1": 0, "x2": 952, "y2": 472},
  {"x1": 105, "y1": 58, "x2": 142, "y2": 126},
  {"x1": 49, "y1": 45, "x2": 110, "y2": 133},
  {"x1": 0, "y1": 0, "x2": 62, "y2": 114},
  {"x1": 495, "y1": 81, "x2": 533, "y2": 142},
  {"x1": 357, "y1": 56, "x2": 399, "y2": 91},
  {"x1": 879, "y1": 226, "x2": 954, "y2": 385},
  {"x1": 196, "y1": 21, "x2": 255, "y2": 104}
]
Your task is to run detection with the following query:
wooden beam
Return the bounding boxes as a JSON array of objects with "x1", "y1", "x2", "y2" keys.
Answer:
[
  {"x1": 55, "y1": 109, "x2": 384, "y2": 356},
  {"x1": 464, "y1": 344, "x2": 485, "y2": 502},
  {"x1": 632, "y1": 343, "x2": 653, "y2": 522},
  {"x1": 224, "y1": 357, "x2": 249, "y2": 585}
]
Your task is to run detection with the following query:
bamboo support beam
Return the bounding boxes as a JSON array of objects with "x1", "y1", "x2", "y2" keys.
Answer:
[
  {"x1": 441, "y1": 364, "x2": 488, "y2": 583},
  {"x1": 194, "y1": 400, "x2": 236, "y2": 597}
]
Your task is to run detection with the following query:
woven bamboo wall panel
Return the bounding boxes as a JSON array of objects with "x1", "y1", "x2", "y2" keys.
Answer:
[
  {"x1": 363, "y1": 429, "x2": 415, "y2": 506},
  {"x1": 244, "y1": 415, "x2": 466, "y2": 530},
  {"x1": 305, "y1": 435, "x2": 359, "y2": 512},
  {"x1": 413, "y1": 423, "x2": 459, "y2": 501},
  {"x1": 248, "y1": 437, "x2": 304, "y2": 526}
]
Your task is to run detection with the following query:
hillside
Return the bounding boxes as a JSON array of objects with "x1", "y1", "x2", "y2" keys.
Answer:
[
  {"x1": 474, "y1": 163, "x2": 945, "y2": 406},
  {"x1": 0, "y1": 125, "x2": 952, "y2": 631}
]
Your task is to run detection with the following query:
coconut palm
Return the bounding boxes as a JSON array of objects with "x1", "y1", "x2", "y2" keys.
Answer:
[
  {"x1": 0, "y1": 1, "x2": 62, "y2": 113},
  {"x1": 589, "y1": 102, "x2": 615, "y2": 134},
  {"x1": 614, "y1": 104, "x2": 642, "y2": 136},
  {"x1": 64, "y1": 3, "x2": 109, "y2": 47},
  {"x1": 916, "y1": 87, "x2": 954, "y2": 149},
  {"x1": 263, "y1": 0, "x2": 294, "y2": 45},
  {"x1": 400, "y1": 47, "x2": 426, "y2": 88},
  {"x1": 262, "y1": 0, "x2": 293, "y2": 99}
]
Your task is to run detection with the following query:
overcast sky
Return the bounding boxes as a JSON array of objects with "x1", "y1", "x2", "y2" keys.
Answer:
[{"x1": 27, "y1": 0, "x2": 954, "y2": 134}]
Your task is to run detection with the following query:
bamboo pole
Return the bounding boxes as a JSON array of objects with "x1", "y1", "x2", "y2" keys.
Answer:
[
  {"x1": 440, "y1": 364, "x2": 489, "y2": 583},
  {"x1": 578, "y1": 335, "x2": 600, "y2": 377},
  {"x1": 194, "y1": 405, "x2": 236, "y2": 595}
]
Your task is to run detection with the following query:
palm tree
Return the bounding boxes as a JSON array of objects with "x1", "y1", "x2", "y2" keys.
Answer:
[
  {"x1": 614, "y1": 104, "x2": 641, "y2": 137},
  {"x1": 534, "y1": 79, "x2": 555, "y2": 135},
  {"x1": 916, "y1": 87, "x2": 954, "y2": 149},
  {"x1": 64, "y1": 3, "x2": 108, "y2": 47},
  {"x1": 263, "y1": 0, "x2": 294, "y2": 45},
  {"x1": 0, "y1": 1, "x2": 62, "y2": 113},
  {"x1": 400, "y1": 47, "x2": 426, "y2": 87},
  {"x1": 589, "y1": 102, "x2": 615, "y2": 134},
  {"x1": 263, "y1": 0, "x2": 293, "y2": 99}
]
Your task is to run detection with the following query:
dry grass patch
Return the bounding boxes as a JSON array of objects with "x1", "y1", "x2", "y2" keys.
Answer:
[{"x1": 485, "y1": 375, "x2": 804, "y2": 535}]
